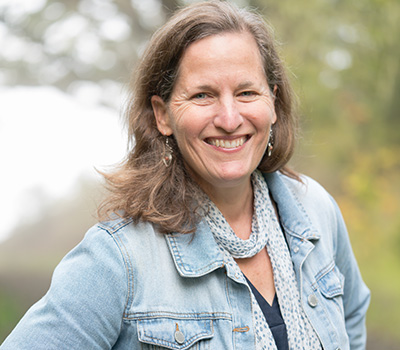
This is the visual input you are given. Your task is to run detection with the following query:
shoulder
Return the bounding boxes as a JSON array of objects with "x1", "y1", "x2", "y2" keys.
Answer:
[
  {"x1": 280, "y1": 175, "x2": 337, "y2": 215},
  {"x1": 89, "y1": 217, "x2": 171, "y2": 278},
  {"x1": 265, "y1": 171, "x2": 341, "y2": 239},
  {"x1": 57, "y1": 218, "x2": 138, "y2": 279},
  {"x1": 50, "y1": 218, "x2": 164, "y2": 311},
  {"x1": 288, "y1": 174, "x2": 340, "y2": 231},
  {"x1": 95, "y1": 217, "x2": 166, "y2": 251},
  {"x1": 96, "y1": 216, "x2": 134, "y2": 235},
  {"x1": 280, "y1": 173, "x2": 333, "y2": 206},
  {"x1": 59, "y1": 217, "x2": 161, "y2": 287},
  {"x1": 268, "y1": 171, "x2": 337, "y2": 216}
]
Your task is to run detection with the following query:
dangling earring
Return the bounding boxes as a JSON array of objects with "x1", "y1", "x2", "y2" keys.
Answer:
[
  {"x1": 267, "y1": 128, "x2": 274, "y2": 157},
  {"x1": 162, "y1": 137, "x2": 173, "y2": 167}
]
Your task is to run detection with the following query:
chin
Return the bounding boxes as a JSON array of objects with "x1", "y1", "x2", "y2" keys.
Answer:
[{"x1": 213, "y1": 169, "x2": 252, "y2": 186}]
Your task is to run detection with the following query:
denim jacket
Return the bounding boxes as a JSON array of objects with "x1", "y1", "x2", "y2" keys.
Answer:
[{"x1": 1, "y1": 172, "x2": 370, "y2": 350}]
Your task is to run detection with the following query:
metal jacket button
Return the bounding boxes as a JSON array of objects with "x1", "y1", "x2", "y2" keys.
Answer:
[
  {"x1": 308, "y1": 294, "x2": 318, "y2": 307},
  {"x1": 175, "y1": 330, "x2": 185, "y2": 344},
  {"x1": 293, "y1": 246, "x2": 299, "y2": 253}
]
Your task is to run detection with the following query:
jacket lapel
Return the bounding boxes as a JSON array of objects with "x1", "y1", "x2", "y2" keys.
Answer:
[{"x1": 165, "y1": 219, "x2": 225, "y2": 278}]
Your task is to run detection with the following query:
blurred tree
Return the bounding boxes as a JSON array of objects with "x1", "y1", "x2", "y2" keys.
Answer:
[{"x1": 0, "y1": 0, "x2": 183, "y2": 108}]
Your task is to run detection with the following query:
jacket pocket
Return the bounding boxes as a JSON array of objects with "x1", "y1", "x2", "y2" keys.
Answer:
[
  {"x1": 317, "y1": 263, "x2": 344, "y2": 298},
  {"x1": 137, "y1": 318, "x2": 213, "y2": 350},
  {"x1": 316, "y1": 262, "x2": 345, "y2": 314}
]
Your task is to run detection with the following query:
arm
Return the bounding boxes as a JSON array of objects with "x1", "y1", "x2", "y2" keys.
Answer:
[
  {"x1": 1, "y1": 225, "x2": 128, "y2": 350},
  {"x1": 330, "y1": 197, "x2": 371, "y2": 349}
]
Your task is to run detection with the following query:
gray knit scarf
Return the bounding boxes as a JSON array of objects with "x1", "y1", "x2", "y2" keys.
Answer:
[{"x1": 203, "y1": 170, "x2": 322, "y2": 350}]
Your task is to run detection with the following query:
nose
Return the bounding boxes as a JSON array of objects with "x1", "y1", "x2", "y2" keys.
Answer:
[{"x1": 213, "y1": 96, "x2": 243, "y2": 133}]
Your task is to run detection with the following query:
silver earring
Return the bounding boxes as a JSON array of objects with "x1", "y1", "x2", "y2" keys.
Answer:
[
  {"x1": 267, "y1": 129, "x2": 273, "y2": 157},
  {"x1": 162, "y1": 137, "x2": 173, "y2": 167}
]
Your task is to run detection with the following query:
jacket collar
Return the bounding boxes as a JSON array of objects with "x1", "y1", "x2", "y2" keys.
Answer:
[
  {"x1": 166, "y1": 171, "x2": 320, "y2": 278},
  {"x1": 165, "y1": 220, "x2": 225, "y2": 278},
  {"x1": 263, "y1": 172, "x2": 320, "y2": 241}
]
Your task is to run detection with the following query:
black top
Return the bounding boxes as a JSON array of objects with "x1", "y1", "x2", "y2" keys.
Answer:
[{"x1": 245, "y1": 276, "x2": 289, "y2": 350}]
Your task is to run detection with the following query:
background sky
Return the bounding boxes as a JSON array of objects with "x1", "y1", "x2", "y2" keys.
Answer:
[{"x1": 0, "y1": 86, "x2": 125, "y2": 242}]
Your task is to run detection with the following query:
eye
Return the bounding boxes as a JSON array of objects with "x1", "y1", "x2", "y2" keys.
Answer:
[
  {"x1": 191, "y1": 92, "x2": 214, "y2": 105},
  {"x1": 237, "y1": 90, "x2": 259, "y2": 102},
  {"x1": 193, "y1": 92, "x2": 208, "y2": 99},
  {"x1": 239, "y1": 91, "x2": 256, "y2": 97}
]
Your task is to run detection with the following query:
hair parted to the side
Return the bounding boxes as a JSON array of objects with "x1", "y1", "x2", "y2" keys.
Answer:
[{"x1": 98, "y1": 0, "x2": 300, "y2": 234}]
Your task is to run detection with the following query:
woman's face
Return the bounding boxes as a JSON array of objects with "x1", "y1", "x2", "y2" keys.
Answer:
[{"x1": 152, "y1": 31, "x2": 277, "y2": 195}]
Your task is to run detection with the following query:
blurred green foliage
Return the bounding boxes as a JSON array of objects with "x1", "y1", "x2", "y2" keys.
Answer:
[{"x1": 0, "y1": 292, "x2": 23, "y2": 342}]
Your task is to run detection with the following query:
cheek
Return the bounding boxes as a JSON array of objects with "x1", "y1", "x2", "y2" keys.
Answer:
[
  {"x1": 264, "y1": 104, "x2": 277, "y2": 125},
  {"x1": 172, "y1": 121, "x2": 202, "y2": 156},
  {"x1": 248, "y1": 106, "x2": 275, "y2": 129},
  {"x1": 169, "y1": 106, "x2": 193, "y2": 136},
  {"x1": 173, "y1": 119, "x2": 196, "y2": 140},
  {"x1": 171, "y1": 111, "x2": 207, "y2": 143},
  {"x1": 242, "y1": 98, "x2": 275, "y2": 120}
]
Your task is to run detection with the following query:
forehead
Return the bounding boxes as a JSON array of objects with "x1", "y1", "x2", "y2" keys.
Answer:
[
  {"x1": 175, "y1": 31, "x2": 266, "y2": 85},
  {"x1": 184, "y1": 31, "x2": 260, "y2": 61}
]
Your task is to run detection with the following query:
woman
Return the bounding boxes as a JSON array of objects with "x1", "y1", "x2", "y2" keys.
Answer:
[{"x1": 1, "y1": 1, "x2": 370, "y2": 349}]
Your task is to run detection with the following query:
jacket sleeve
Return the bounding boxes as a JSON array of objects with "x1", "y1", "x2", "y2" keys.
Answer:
[
  {"x1": 0, "y1": 225, "x2": 128, "y2": 350},
  {"x1": 330, "y1": 196, "x2": 371, "y2": 349}
]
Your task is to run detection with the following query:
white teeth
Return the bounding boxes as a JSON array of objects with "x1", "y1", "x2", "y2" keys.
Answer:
[{"x1": 208, "y1": 137, "x2": 246, "y2": 149}]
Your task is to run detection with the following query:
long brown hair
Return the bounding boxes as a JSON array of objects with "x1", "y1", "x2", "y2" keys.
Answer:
[{"x1": 98, "y1": 1, "x2": 299, "y2": 233}]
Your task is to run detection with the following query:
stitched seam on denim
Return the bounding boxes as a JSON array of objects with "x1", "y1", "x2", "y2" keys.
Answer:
[
  {"x1": 167, "y1": 235, "x2": 184, "y2": 272},
  {"x1": 142, "y1": 320, "x2": 212, "y2": 347},
  {"x1": 313, "y1": 262, "x2": 344, "y2": 297},
  {"x1": 315, "y1": 261, "x2": 335, "y2": 282},
  {"x1": 98, "y1": 226, "x2": 134, "y2": 318},
  {"x1": 97, "y1": 218, "x2": 134, "y2": 234},
  {"x1": 315, "y1": 289, "x2": 341, "y2": 345},
  {"x1": 114, "y1": 232, "x2": 135, "y2": 317},
  {"x1": 223, "y1": 267, "x2": 233, "y2": 321},
  {"x1": 124, "y1": 312, "x2": 232, "y2": 321},
  {"x1": 322, "y1": 287, "x2": 343, "y2": 297},
  {"x1": 224, "y1": 266, "x2": 242, "y2": 350},
  {"x1": 328, "y1": 195, "x2": 352, "y2": 271},
  {"x1": 281, "y1": 175, "x2": 320, "y2": 240},
  {"x1": 142, "y1": 331, "x2": 211, "y2": 348},
  {"x1": 281, "y1": 224, "x2": 314, "y2": 240}
]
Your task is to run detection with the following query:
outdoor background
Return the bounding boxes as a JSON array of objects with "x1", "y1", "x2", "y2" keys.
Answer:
[{"x1": 0, "y1": 0, "x2": 399, "y2": 347}]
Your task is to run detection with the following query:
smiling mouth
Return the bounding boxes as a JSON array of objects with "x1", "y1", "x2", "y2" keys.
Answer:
[{"x1": 205, "y1": 136, "x2": 248, "y2": 149}]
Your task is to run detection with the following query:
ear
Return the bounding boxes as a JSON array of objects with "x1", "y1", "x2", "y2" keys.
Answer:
[
  {"x1": 272, "y1": 84, "x2": 278, "y2": 99},
  {"x1": 271, "y1": 85, "x2": 278, "y2": 125},
  {"x1": 151, "y1": 95, "x2": 173, "y2": 136}
]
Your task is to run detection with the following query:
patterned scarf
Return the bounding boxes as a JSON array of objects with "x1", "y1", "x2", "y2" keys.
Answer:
[{"x1": 203, "y1": 170, "x2": 322, "y2": 350}]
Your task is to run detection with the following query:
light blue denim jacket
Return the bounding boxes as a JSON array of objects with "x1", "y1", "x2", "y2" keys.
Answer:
[{"x1": 1, "y1": 172, "x2": 370, "y2": 350}]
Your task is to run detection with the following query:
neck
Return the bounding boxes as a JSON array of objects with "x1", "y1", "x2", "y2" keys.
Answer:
[{"x1": 203, "y1": 179, "x2": 254, "y2": 240}]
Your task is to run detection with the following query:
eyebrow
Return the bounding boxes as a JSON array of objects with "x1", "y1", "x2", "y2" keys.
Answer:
[
  {"x1": 194, "y1": 81, "x2": 255, "y2": 91},
  {"x1": 237, "y1": 81, "x2": 255, "y2": 89},
  {"x1": 195, "y1": 84, "x2": 214, "y2": 91}
]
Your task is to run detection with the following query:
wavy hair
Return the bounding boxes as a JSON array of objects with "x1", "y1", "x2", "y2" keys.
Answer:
[{"x1": 98, "y1": 0, "x2": 299, "y2": 233}]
